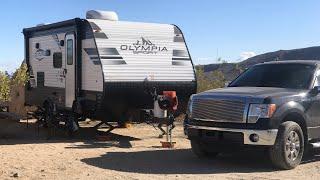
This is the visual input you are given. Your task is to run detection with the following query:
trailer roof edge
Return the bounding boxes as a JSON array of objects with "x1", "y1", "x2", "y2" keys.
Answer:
[{"x1": 23, "y1": 18, "x2": 83, "y2": 35}]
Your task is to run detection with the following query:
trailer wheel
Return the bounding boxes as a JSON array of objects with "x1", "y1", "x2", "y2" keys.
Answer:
[
  {"x1": 43, "y1": 101, "x2": 54, "y2": 128},
  {"x1": 269, "y1": 121, "x2": 304, "y2": 170},
  {"x1": 191, "y1": 139, "x2": 219, "y2": 158},
  {"x1": 66, "y1": 113, "x2": 79, "y2": 137},
  {"x1": 71, "y1": 101, "x2": 81, "y2": 126}
]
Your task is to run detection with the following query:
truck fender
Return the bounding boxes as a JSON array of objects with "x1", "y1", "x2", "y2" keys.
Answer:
[
  {"x1": 272, "y1": 101, "x2": 308, "y2": 141},
  {"x1": 273, "y1": 101, "x2": 307, "y2": 122}
]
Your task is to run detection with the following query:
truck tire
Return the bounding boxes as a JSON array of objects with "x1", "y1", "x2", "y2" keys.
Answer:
[
  {"x1": 269, "y1": 121, "x2": 304, "y2": 169},
  {"x1": 191, "y1": 139, "x2": 219, "y2": 158}
]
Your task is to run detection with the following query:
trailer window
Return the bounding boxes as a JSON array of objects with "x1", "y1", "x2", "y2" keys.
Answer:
[
  {"x1": 67, "y1": 39, "x2": 73, "y2": 65},
  {"x1": 53, "y1": 52, "x2": 62, "y2": 68}
]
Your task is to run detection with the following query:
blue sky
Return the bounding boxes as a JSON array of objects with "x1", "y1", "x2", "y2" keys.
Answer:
[{"x1": 1, "y1": 0, "x2": 320, "y2": 72}]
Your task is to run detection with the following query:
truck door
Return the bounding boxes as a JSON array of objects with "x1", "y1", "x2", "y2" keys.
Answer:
[
  {"x1": 65, "y1": 34, "x2": 76, "y2": 108},
  {"x1": 307, "y1": 69, "x2": 320, "y2": 138}
]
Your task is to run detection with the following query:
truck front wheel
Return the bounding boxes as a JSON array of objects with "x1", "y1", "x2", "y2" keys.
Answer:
[
  {"x1": 191, "y1": 139, "x2": 219, "y2": 158},
  {"x1": 269, "y1": 121, "x2": 304, "y2": 169}
]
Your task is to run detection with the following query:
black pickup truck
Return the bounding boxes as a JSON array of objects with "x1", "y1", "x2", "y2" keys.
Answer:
[{"x1": 184, "y1": 60, "x2": 320, "y2": 169}]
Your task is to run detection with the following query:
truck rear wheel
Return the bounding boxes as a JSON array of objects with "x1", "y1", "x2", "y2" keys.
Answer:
[
  {"x1": 269, "y1": 121, "x2": 304, "y2": 169},
  {"x1": 191, "y1": 139, "x2": 219, "y2": 158}
]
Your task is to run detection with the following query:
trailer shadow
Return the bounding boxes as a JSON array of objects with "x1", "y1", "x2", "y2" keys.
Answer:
[
  {"x1": 81, "y1": 149, "x2": 320, "y2": 174},
  {"x1": 0, "y1": 116, "x2": 140, "y2": 149}
]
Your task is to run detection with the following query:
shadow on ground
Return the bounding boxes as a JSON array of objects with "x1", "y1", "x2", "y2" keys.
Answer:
[
  {"x1": 0, "y1": 114, "x2": 140, "y2": 148},
  {"x1": 81, "y1": 148, "x2": 320, "y2": 174}
]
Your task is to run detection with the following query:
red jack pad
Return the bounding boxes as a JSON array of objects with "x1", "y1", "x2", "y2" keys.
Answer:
[{"x1": 160, "y1": 141, "x2": 176, "y2": 148}]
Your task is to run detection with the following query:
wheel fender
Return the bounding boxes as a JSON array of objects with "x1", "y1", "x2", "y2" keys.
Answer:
[
  {"x1": 274, "y1": 102, "x2": 306, "y2": 120},
  {"x1": 272, "y1": 101, "x2": 308, "y2": 128}
]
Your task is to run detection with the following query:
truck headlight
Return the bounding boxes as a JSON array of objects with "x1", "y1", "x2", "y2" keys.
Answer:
[
  {"x1": 187, "y1": 95, "x2": 195, "y2": 118},
  {"x1": 247, "y1": 104, "x2": 276, "y2": 123}
]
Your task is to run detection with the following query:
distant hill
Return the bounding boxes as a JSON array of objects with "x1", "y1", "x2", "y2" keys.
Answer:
[
  {"x1": 240, "y1": 46, "x2": 320, "y2": 66},
  {"x1": 199, "y1": 46, "x2": 320, "y2": 81}
]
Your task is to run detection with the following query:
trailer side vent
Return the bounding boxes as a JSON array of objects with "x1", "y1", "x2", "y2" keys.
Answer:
[{"x1": 86, "y1": 10, "x2": 119, "y2": 21}]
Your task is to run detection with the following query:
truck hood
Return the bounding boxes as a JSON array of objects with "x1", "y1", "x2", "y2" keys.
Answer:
[{"x1": 195, "y1": 87, "x2": 308, "y2": 104}]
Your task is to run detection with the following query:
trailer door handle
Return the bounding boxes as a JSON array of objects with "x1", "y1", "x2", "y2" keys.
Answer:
[{"x1": 63, "y1": 69, "x2": 67, "y2": 77}]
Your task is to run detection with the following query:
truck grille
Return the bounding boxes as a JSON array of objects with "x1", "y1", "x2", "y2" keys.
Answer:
[{"x1": 192, "y1": 99, "x2": 246, "y2": 123}]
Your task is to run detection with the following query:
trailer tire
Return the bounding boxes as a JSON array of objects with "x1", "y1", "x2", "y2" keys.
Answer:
[
  {"x1": 66, "y1": 113, "x2": 79, "y2": 137},
  {"x1": 191, "y1": 139, "x2": 219, "y2": 158},
  {"x1": 43, "y1": 100, "x2": 54, "y2": 128},
  {"x1": 43, "y1": 100, "x2": 55, "y2": 139},
  {"x1": 269, "y1": 121, "x2": 304, "y2": 170}
]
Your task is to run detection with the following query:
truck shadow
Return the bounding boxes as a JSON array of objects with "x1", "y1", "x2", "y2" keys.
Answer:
[{"x1": 81, "y1": 149, "x2": 320, "y2": 174}]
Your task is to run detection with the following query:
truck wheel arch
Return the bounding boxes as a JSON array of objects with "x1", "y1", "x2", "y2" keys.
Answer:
[
  {"x1": 274, "y1": 102, "x2": 308, "y2": 144},
  {"x1": 281, "y1": 112, "x2": 308, "y2": 147}
]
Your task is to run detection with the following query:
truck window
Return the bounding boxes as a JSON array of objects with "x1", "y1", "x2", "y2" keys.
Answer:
[
  {"x1": 53, "y1": 52, "x2": 62, "y2": 68},
  {"x1": 229, "y1": 64, "x2": 316, "y2": 89},
  {"x1": 67, "y1": 39, "x2": 73, "y2": 65}
]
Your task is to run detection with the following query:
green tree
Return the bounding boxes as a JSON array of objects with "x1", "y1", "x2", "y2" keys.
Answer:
[
  {"x1": 211, "y1": 70, "x2": 226, "y2": 88},
  {"x1": 11, "y1": 63, "x2": 29, "y2": 86},
  {"x1": 0, "y1": 62, "x2": 29, "y2": 103},
  {"x1": 196, "y1": 66, "x2": 226, "y2": 93},
  {"x1": 0, "y1": 71, "x2": 11, "y2": 102}
]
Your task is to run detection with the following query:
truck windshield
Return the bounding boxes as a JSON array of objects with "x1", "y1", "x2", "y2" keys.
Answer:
[{"x1": 229, "y1": 63, "x2": 316, "y2": 89}]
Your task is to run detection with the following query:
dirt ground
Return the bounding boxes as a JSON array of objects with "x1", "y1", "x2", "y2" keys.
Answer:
[{"x1": 1, "y1": 114, "x2": 320, "y2": 180}]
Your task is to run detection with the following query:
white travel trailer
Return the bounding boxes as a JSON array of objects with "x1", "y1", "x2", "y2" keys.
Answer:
[{"x1": 23, "y1": 10, "x2": 196, "y2": 131}]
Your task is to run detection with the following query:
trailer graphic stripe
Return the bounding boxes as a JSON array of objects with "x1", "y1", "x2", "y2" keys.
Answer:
[
  {"x1": 89, "y1": 22, "x2": 102, "y2": 31},
  {"x1": 100, "y1": 56, "x2": 124, "y2": 59},
  {"x1": 92, "y1": 61, "x2": 101, "y2": 65},
  {"x1": 172, "y1": 58, "x2": 190, "y2": 61},
  {"x1": 174, "y1": 36, "x2": 184, "y2": 42},
  {"x1": 85, "y1": 48, "x2": 120, "y2": 56},
  {"x1": 172, "y1": 61, "x2": 189, "y2": 66},
  {"x1": 102, "y1": 60, "x2": 127, "y2": 65},
  {"x1": 173, "y1": 50, "x2": 189, "y2": 57},
  {"x1": 93, "y1": 32, "x2": 108, "y2": 39},
  {"x1": 99, "y1": 48, "x2": 120, "y2": 55},
  {"x1": 174, "y1": 26, "x2": 182, "y2": 35},
  {"x1": 84, "y1": 48, "x2": 98, "y2": 56}
]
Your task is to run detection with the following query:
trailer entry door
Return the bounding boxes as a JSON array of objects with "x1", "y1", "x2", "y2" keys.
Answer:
[{"x1": 65, "y1": 34, "x2": 75, "y2": 108}]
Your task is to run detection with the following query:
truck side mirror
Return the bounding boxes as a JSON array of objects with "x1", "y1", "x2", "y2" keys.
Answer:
[
  {"x1": 225, "y1": 81, "x2": 231, "y2": 87},
  {"x1": 310, "y1": 86, "x2": 320, "y2": 96}
]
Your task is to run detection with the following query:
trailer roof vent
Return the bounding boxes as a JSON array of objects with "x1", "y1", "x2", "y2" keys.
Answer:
[{"x1": 86, "y1": 10, "x2": 119, "y2": 21}]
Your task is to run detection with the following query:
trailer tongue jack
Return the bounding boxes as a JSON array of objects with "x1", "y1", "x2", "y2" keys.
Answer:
[{"x1": 147, "y1": 89, "x2": 178, "y2": 148}]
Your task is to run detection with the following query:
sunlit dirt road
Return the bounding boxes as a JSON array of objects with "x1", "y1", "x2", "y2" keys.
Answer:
[{"x1": 1, "y1": 115, "x2": 320, "y2": 180}]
